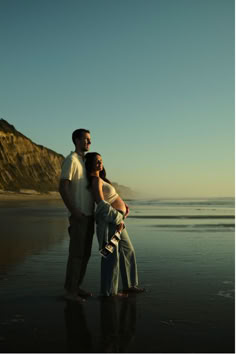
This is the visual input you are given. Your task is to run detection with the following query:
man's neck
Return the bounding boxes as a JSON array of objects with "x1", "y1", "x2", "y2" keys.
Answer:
[{"x1": 75, "y1": 149, "x2": 85, "y2": 159}]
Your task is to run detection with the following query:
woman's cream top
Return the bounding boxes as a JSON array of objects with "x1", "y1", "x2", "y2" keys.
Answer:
[{"x1": 102, "y1": 180, "x2": 118, "y2": 204}]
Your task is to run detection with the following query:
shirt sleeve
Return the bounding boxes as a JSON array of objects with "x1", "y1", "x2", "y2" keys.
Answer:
[{"x1": 60, "y1": 156, "x2": 76, "y2": 180}]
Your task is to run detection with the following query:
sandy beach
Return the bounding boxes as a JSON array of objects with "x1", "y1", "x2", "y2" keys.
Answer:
[
  {"x1": 0, "y1": 190, "x2": 62, "y2": 201},
  {"x1": 0, "y1": 197, "x2": 234, "y2": 353}
]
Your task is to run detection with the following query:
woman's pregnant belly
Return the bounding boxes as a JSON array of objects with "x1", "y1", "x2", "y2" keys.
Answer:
[{"x1": 111, "y1": 195, "x2": 126, "y2": 214}]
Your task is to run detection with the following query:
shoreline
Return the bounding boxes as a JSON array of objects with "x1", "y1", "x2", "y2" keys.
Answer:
[
  {"x1": 0, "y1": 190, "x2": 135, "y2": 202},
  {"x1": 0, "y1": 190, "x2": 61, "y2": 201}
]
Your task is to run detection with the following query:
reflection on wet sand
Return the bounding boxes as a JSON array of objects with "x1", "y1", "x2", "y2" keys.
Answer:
[
  {"x1": 99, "y1": 297, "x2": 136, "y2": 353},
  {"x1": 64, "y1": 298, "x2": 137, "y2": 353},
  {"x1": 64, "y1": 303, "x2": 93, "y2": 353},
  {"x1": 0, "y1": 198, "x2": 234, "y2": 353},
  {"x1": 0, "y1": 201, "x2": 68, "y2": 273}
]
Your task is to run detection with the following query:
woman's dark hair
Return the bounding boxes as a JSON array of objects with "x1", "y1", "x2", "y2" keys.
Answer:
[{"x1": 85, "y1": 152, "x2": 111, "y2": 189}]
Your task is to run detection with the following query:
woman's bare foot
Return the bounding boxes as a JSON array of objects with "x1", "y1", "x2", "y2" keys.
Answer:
[
  {"x1": 112, "y1": 292, "x2": 128, "y2": 298},
  {"x1": 123, "y1": 286, "x2": 145, "y2": 294}
]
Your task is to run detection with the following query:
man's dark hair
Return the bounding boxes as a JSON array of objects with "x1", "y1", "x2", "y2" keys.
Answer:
[{"x1": 72, "y1": 129, "x2": 90, "y2": 145}]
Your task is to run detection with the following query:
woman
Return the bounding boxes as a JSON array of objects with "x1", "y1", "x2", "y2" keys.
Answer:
[{"x1": 85, "y1": 152, "x2": 144, "y2": 297}]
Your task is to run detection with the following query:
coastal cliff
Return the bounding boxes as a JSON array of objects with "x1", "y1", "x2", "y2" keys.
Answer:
[
  {"x1": 0, "y1": 119, "x2": 64, "y2": 192},
  {"x1": 0, "y1": 119, "x2": 135, "y2": 198}
]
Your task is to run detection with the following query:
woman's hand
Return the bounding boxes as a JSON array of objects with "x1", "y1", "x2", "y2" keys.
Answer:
[
  {"x1": 124, "y1": 203, "x2": 130, "y2": 218},
  {"x1": 116, "y1": 222, "x2": 124, "y2": 233}
]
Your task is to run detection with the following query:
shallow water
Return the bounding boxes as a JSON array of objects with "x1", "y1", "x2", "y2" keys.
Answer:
[{"x1": 0, "y1": 198, "x2": 234, "y2": 353}]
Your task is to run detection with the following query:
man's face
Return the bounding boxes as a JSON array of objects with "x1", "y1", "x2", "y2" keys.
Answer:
[{"x1": 77, "y1": 132, "x2": 91, "y2": 152}]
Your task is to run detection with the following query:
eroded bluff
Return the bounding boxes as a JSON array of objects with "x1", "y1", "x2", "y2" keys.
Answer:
[{"x1": 0, "y1": 119, "x2": 64, "y2": 192}]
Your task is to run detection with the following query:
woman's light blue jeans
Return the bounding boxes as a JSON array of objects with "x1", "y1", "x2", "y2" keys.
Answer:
[{"x1": 100, "y1": 224, "x2": 138, "y2": 296}]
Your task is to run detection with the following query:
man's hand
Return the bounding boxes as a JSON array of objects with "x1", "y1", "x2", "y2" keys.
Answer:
[
  {"x1": 59, "y1": 180, "x2": 86, "y2": 221},
  {"x1": 124, "y1": 203, "x2": 130, "y2": 218},
  {"x1": 72, "y1": 209, "x2": 86, "y2": 221},
  {"x1": 116, "y1": 222, "x2": 124, "y2": 233}
]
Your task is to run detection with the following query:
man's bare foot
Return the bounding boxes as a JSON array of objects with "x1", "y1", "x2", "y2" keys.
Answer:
[
  {"x1": 77, "y1": 288, "x2": 92, "y2": 297},
  {"x1": 98, "y1": 292, "x2": 128, "y2": 299},
  {"x1": 64, "y1": 292, "x2": 86, "y2": 303}
]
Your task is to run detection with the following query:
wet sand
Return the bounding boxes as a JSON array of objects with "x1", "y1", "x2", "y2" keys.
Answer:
[
  {"x1": 0, "y1": 190, "x2": 61, "y2": 201},
  {"x1": 0, "y1": 199, "x2": 234, "y2": 353}
]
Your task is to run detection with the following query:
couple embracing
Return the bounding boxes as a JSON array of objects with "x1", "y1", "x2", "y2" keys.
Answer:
[{"x1": 59, "y1": 129, "x2": 144, "y2": 303}]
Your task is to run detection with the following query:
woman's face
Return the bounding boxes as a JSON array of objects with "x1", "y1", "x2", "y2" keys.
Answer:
[{"x1": 92, "y1": 154, "x2": 103, "y2": 172}]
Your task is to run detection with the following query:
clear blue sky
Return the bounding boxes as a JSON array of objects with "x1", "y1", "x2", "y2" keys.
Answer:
[{"x1": 0, "y1": 0, "x2": 234, "y2": 198}]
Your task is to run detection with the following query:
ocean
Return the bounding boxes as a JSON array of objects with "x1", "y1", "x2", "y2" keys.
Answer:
[{"x1": 0, "y1": 197, "x2": 234, "y2": 353}]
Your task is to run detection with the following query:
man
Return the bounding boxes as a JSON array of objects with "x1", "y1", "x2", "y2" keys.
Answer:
[{"x1": 59, "y1": 129, "x2": 94, "y2": 302}]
